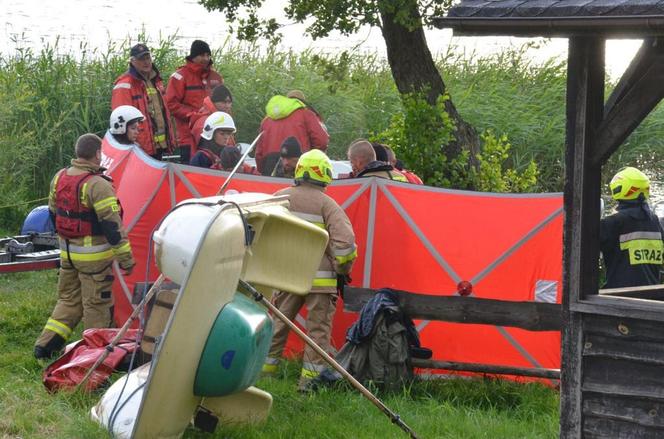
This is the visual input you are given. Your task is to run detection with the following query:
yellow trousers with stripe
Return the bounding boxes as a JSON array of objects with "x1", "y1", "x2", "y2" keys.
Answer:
[
  {"x1": 267, "y1": 291, "x2": 338, "y2": 371},
  {"x1": 35, "y1": 259, "x2": 115, "y2": 350}
]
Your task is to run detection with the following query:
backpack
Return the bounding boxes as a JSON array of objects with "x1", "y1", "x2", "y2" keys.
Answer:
[{"x1": 335, "y1": 305, "x2": 415, "y2": 390}]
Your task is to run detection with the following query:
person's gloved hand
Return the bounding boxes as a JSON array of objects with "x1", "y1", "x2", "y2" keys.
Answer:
[{"x1": 120, "y1": 261, "x2": 135, "y2": 276}]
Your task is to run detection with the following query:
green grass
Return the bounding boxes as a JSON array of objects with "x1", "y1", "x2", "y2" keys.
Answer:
[{"x1": 0, "y1": 270, "x2": 559, "y2": 438}]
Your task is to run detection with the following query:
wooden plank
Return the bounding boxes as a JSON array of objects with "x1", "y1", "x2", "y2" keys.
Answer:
[
  {"x1": 592, "y1": 38, "x2": 664, "y2": 166},
  {"x1": 343, "y1": 287, "x2": 561, "y2": 331},
  {"x1": 412, "y1": 359, "x2": 559, "y2": 379},
  {"x1": 561, "y1": 36, "x2": 606, "y2": 439},
  {"x1": 584, "y1": 393, "x2": 664, "y2": 429},
  {"x1": 583, "y1": 357, "x2": 664, "y2": 400},
  {"x1": 583, "y1": 314, "x2": 664, "y2": 343},
  {"x1": 583, "y1": 334, "x2": 664, "y2": 365},
  {"x1": 584, "y1": 415, "x2": 664, "y2": 439},
  {"x1": 571, "y1": 295, "x2": 664, "y2": 323},
  {"x1": 600, "y1": 284, "x2": 664, "y2": 300}
]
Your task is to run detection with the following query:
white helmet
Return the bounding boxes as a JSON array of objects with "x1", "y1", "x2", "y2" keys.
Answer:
[
  {"x1": 110, "y1": 105, "x2": 145, "y2": 134},
  {"x1": 201, "y1": 111, "x2": 236, "y2": 140}
]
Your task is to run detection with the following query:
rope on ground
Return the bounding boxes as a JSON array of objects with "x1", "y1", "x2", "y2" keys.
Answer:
[{"x1": 0, "y1": 197, "x2": 48, "y2": 210}]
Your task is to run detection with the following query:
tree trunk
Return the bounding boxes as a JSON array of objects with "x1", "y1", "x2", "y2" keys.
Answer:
[{"x1": 379, "y1": 1, "x2": 480, "y2": 160}]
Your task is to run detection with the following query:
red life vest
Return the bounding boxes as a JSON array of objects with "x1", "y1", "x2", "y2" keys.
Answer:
[
  {"x1": 54, "y1": 170, "x2": 102, "y2": 239},
  {"x1": 199, "y1": 148, "x2": 222, "y2": 170}
]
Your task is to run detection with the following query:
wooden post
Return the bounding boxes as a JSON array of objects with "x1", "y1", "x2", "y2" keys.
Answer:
[{"x1": 560, "y1": 36, "x2": 605, "y2": 439}]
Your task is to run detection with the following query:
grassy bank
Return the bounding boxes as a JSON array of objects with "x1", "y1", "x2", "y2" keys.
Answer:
[
  {"x1": 2, "y1": 37, "x2": 664, "y2": 229},
  {"x1": 0, "y1": 270, "x2": 560, "y2": 438}
]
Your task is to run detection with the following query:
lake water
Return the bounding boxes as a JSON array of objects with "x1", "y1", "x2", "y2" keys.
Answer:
[{"x1": 2, "y1": 0, "x2": 642, "y2": 80}]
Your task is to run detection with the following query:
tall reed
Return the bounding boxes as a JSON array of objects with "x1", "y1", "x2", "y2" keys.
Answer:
[{"x1": 1, "y1": 36, "x2": 663, "y2": 229}]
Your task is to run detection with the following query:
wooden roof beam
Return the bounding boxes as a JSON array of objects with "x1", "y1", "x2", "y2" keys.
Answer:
[{"x1": 592, "y1": 38, "x2": 664, "y2": 166}]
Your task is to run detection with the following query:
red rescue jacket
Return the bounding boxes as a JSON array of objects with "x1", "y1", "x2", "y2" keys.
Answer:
[
  {"x1": 255, "y1": 95, "x2": 329, "y2": 174},
  {"x1": 165, "y1": 61, "x2": 223, "y2": 154},
  {"x1": 54, "y1": 170, "x2": 103, "y2": 239},
  {"x1": 401, "y1": 169, "x2": 424, "y2": 185},
  {"x1": 189, "y1": 97, "x2": 235, "y2": 149},
  {"x1": 111, "y1": 65, "x2": 175, "y2": 156}
]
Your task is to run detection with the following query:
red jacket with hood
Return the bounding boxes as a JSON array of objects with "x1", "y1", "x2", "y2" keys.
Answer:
[
  {"x1": 189, "y1": 96, "x2": 235, "y2": 149},
  {"x1": 164, "y1": 60, "x2": 223, "y2": 154},
  {"x1": 111, "y1": 65, "x2": 175, "y2": 156},
  {"x1": 255, "y1": 95, "x2": 329, "y2": 173}
]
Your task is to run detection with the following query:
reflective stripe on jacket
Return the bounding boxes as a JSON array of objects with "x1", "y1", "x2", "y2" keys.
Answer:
[{"x1": 274, "y1": 183, "x2": 356, "y2": 293}]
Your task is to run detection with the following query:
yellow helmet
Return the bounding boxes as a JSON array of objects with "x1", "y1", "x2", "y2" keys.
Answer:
[
  {"x1": 295, "y1": 149, "x2": 333, "y2": 186},
  {"x1": 609, "y1": 167, "x2": 650, "y2": 201}
]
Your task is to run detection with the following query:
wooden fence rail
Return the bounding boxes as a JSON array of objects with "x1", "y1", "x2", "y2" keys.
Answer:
[{"x1": 343, "y1": 287, "x2": 562, "y2": 331}]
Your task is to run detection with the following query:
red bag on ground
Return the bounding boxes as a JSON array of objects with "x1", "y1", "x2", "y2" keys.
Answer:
[{"x1": 43, "y1": 328, "x2": 140, "y2": 392}]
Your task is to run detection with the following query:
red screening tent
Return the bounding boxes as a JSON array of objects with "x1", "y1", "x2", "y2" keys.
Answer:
[{"x1": 102, "y1": 135, "x2": 563, "y2": 376}]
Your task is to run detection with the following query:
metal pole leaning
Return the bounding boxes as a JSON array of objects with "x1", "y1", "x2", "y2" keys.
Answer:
[
  {"x1": 75, "y1": 274, "x2": 166, "y2": 392},
  {"x1": 217, "y1": 132, "x2": 263, "y2": 195},
  {"x1": 239, "y1": 280, "x2": 419, "y2": 439}
]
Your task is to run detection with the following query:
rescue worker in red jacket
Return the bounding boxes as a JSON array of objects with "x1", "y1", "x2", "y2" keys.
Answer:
[
  {"x1": 111, "y1": 43, "x2": 175, "y2": 160},
  {"x1": 348, "y1": 139, "x2": 408, "y2": 182},
  {"x1": 34, "y1": 134, "x2": 135, "y2": 360},
  {"x1": 384, "y1": 144, "x2": 423, "y2": 185},
  {"x1": 189, "y1": 84, "x2": 235, "y2": 149},
  {"x1": 165, "y1": 40, "x2": 224, "y2": 164},
  {"x1": 263, "y1": 149, "x2": 357, "y2": 390},
  {"x1": 189, "y1": 111, "x2": 236, "y2": 169},
  {"x1": 255, "y1": 90, "x2": 329, "y2": 175}
]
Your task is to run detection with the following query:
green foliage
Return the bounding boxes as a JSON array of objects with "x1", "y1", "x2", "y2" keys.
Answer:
[
  {"x1": 373, "y1": 93, "x2": 538, "y2": 192},
  {"x1": 0, "y1": 39, "x2": 402, "y2": 230},
  {"x1": 199, "y1": 0, "x2": 454, "y2": 43},
  {"x1": 1, "y1": 270, "x2": 559, "y2": 438},
  {"x1": 439, "y1": 44, "x2": 566, "y2": 192},
  {"x1": 471, "y1": 131, "x2": 539, "y2": 193},
  {"x1": 372, "y1": 92, "x2": 468, "y2": 188}
]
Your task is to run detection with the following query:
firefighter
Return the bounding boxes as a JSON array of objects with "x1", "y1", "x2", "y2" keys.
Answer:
[
  {"x1": 347, "y1": 139, "x2": 407, "y2": 181},
  {"x1": 600, "y1": 167, "x2": 664, "y2": 288},
  {"x1": 111, "y1": 43, "x2": 175, "y2": 160},
  {"x1": 34, "y1": 134, "x2": 135, "y2": 360},
  {"x1": 263, "y1": 149, "x2": 357, "y2": 390},
  {"x1": 109, "y1": 105, "x2": 145, "y2": 145},
  {"x1": 189, "y1": 111, "x2": 236, "y2": 169},
  {"x1": 165, "y1": 40, "x2": 224, "y2": 164}
]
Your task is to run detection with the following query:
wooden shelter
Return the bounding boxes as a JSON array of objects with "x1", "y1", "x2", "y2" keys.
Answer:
[{"x1": 435, "y1": 2, "x2": 664, "y2": 438}]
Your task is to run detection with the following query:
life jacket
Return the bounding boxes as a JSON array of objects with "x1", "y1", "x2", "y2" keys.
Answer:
[
  {"x1": 54, "y1": 170, "x2": 103, "y2": 239},
  {"x1": 199, "y1": 148, "x2": 221, "y2": 170}
]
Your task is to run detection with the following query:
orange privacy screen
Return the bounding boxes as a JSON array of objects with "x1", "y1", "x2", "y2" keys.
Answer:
[{"x1": 103, "y1": 136, "x2": 563, "y2": 378}]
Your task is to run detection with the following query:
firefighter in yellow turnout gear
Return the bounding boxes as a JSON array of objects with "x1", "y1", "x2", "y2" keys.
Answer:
[
  {"x1": 34, "y1": 134, "x2": 135, "y2": 360},
  {"x1": 263, "y1": 149, "x2": 357, "y2": 389}
]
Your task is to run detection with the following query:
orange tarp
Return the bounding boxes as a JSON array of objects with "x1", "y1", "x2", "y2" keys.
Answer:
[{"x1": 102, "y1": 135, "x2": 563, "y2": 376}]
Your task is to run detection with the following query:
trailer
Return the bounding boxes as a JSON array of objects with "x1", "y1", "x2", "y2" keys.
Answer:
[{"x1": 0, "y1": 233, "x2": 60, "y2": 273}]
